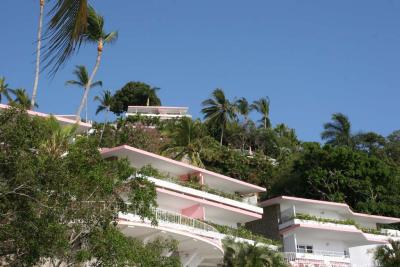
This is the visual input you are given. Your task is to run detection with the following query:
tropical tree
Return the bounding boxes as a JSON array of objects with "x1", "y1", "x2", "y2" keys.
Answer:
[
  {"x1": 94, "y1": 90, "x2": 113, "y2": 142},
  {"x1": 222, "y1": 238, "x2": 287, "y2": 267},
  {"x1": 0, "y1": 77, "x2": 13, "y2": 103},
  {"x1": 44, "y1": 0, "x2": 89, "y2": 74},
  {"x1": 161, "y1": 118, "x2": 208, "y2": 167},
  {"x1": 11, "y1": 89, "x2": 37, "y2": 109},
  {"x1": 111, "y1": 82, "x2": 162, "y2": 115},
  {"x1": 66, "y1": 65, "x2": 102, "y2": 122},
  {"x1": 251, "y1": 97, "x2": 271, "y2": 129},
  {"x1": 31, "y1": 0, "x2": 45, "y2": 110},
  {"x1": 202, "y1": 88, "x2": 236, "y2": 145},
  {"x1": 321, "y1": 113, "x2": 353, "y2": 147},
  {"x1": 374, "y1": 239, "x2": 400, "y2": 267},
  {"x1": 75, "y1": 7, "x2": 118, "y2": 123},
  {"x1": 235, "y1": 97, "x2": 250, "y2": 124}
]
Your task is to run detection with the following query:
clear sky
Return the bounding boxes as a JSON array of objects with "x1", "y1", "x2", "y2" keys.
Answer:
[{"x1": 1, "y1": 0, "x2": 400, "y2": 141}]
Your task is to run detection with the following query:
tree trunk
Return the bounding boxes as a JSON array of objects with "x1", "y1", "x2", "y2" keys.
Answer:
[
  {"x1": 31, "y1": 0, "x2": 44, "y2": 110},
  {"x1": 146, "y1": 96, "x2": 150, "y2": 106},
  {"x1": 76, "y1": 40, "x2": 103, "y2": 123},
  {"x1": 220, "y1": 126, "x2": 224, "y2": 145},
  {"x1": 264, "y1": 116, "x2": 267, "y2": 129},
  {"x1": 99, "y1": 109, "x2": 108, "y2": 142}
]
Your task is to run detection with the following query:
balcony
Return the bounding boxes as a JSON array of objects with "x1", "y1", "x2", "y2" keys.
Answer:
[
  {"x1": 283, "y1": 250, "x2": 351, "y2": 267},
  {"x1": 148, "y1": 177, "x2": 263, "y2": 214}
]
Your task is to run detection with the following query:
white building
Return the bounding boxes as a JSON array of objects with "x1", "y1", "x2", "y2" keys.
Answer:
[
  {"x1": 126, "y1": 106, "x2": 191, "y2": 120},
  {"x1": 101, "y1": 145, "x2": 267, "y2": 267},
  {"x1": 246, "y1": 196, "x2": 400, "y2": 267}
]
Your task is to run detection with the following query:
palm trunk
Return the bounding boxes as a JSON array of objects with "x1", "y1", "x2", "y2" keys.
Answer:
[
  {"x1": 220, "y1": 126, "x2": 224, "y2": 146},
  {"x1": 76, "y1": 40, "x2": 103, "y2": 123},
  {"x1": 264, "y1": 116, "x2": 267, "y2": 129},
  {"x1": 31, "y1": 0, "x2": 44, "y2": 110},
  {"x1": 146, "y1": 97, "x2": 150, "y2": 106},
  {"x1": 99, "y1": 109, "x2": 108, "y2": 142}
]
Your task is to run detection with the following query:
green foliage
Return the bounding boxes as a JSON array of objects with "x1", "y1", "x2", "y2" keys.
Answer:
[
  {"x1": 222, "y1": 238, "x2": 287, "y2": 267},
  {"x1": 0, "y1": 107, "x2": 179, "y2": 266},
  {"x1": 126, "y1": 114, "x2": 161, "y2": 126},
  {"x1": 271, "y1": 143, "x2": 400, "y2": 218},
  {"x1": 111, "y1": 81, "x2": 161, "y2": 115},
  {"x1": 321, "y1": 112, "x2": 353, "y2": 147},
  {"x1": 374, "y1": 239, "x2": 400, "y2": 267},
  {"x1": 294, "y1": 213, "x2": 382, "y2": 235},
  {"x1": 209, "y1": 223, "x2": 280, "y2": 246}
]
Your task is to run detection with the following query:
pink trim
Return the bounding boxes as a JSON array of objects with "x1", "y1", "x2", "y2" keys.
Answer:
[
  {"x1": 101, "y1": 145, "x2": 266, "y2": 192},
  {"x1": 181, "y1": 204, "x2": 205, "y2": 220},
  {"x1": 157, "y1": 187, "x2": 262, "y2": 219},
  {"x1": 0, "y1": 104, "x2": 92, "y2": 128},
  {"x1": 260, "y1": 196, "x2": 400, "y2": 223},
  {"x1": 280, "y1": 222, "x2": 388, "y2": 244}
]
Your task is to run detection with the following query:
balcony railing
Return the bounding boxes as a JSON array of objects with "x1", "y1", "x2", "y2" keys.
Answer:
[
  {"x1": 283, "y1": 250, "x2": 351, "y2": 265},
  {"x1": 122, "y1": 208, "x2": 219, "y2": 233}
]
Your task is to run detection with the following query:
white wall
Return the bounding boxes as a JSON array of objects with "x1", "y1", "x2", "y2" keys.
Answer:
[
  {"x1": 349, "y1": 244, "x2": 377, "y2": 267},
  {"x1": 295, "y1": 231, "x2": 349, "y2": 254},
  {"x1": 283, "y1": 233, "x2": 297, "y2": 252}
]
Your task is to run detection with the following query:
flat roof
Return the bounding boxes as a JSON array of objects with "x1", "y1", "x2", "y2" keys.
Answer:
[
  {"x1": 101, "y1": 145, "x2": 266, "y2": 194},
  {"x1": 127, "y1": 106, "x2": 189, "y2": 114},
  {"x1": 0, "y1": 104, "x2": 91, "y2": 132},
  {"x1": 260, "y1": 196, "x2": 400, "y2": 224}
]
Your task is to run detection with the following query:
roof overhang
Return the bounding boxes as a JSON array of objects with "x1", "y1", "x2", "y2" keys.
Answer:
[{"x1": 101, "y1": 145, "x2": 266, "y2": 194}]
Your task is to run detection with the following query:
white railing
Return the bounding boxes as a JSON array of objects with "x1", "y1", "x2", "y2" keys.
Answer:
[
  {"x1": 283, "y1": 251, "x2": 351, "y2": 265},
  {"x1": 295, "y1": 249, "x2": 349, "y2": 258},
  {"x1": 126, "y1": 208, "x2": 219, "y2": 233}
]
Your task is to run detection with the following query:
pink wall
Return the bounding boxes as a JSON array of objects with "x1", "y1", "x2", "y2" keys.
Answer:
[{"x1": 181, "y1": 204, "x2": 205, "y2": 220}]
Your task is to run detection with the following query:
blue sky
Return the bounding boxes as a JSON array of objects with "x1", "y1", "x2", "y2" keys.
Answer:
[{"x1": 1, "y1": 0, "x2": 400, "y2": 141}]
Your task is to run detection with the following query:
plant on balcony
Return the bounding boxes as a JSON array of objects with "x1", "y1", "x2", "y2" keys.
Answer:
[
  {"x1": 138, "y1": 165, "x2": 244, "y2": 202},
  {"x1": 222, "y1": 237, "x2": 288, "y2": 267},
  {"x1": 294, "y1": 213, "x2": 382, "y2": 235},
  {"x1": 205, "y1": 221, "x2": 281, "y2": 246},
  {"x1": 126, "y1": 114, "x2": 161, "y2": 126}
]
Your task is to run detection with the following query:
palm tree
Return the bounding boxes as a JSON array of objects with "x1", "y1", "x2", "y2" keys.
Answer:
[
  {"x1": 374, "y1": 239, "x2": 400, "y2": 267},
  {"x1": 251, "y1": 97, "x2": 271, "y2": 129},
  {"x1": 75, "y1": 7, "x2": 118, "y2": 123},
  {"x1": 161, "y1": 118, "x2": 207, "y2": 167},
  {"x1": 222, "y1": 238, "x2": 287, "y2": 267},
  {"x1": 321, "y1": 113, "x2": 353, "y2": 147},
  {"x1": 31, "y1": 0, "x2": 45, "y2": 110},
  {"x1": 0, "y1": 77, "x2": 13, "y2": 104},
  {"x1": 144, "y1": 86, "x2": 160, "y2": 106},
  {"x1": 66, "y1": 65, "x2": 102, "y2": 122},
  {"x1": 235, "y1": 97, "x2": 250, "y2": 123},
  {"x1": 94, "y1": 90, "x2": 113, "y2": 142},
  {"x1": 202, "y1": 88, "x2": 236, "y2": 145},
  {"x1": 11, "y1": 89, "x2": 37, "y2": 109},
  {"x1": 44, "y1": 0, "x2": 89, "y2": 74}
]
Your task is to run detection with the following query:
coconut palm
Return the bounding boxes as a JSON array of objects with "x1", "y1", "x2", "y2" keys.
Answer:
[
  {"x1": 161, "y1": 118, "x2": 207, "y2": 167},
  {"x1": 321, "y1": 113, "x2": 353, "y2": 147},
  {"x1": 202, "y1": 88, "x2": 236, "y2": 145},
  {"x1": 44, "y1": 0, "x2": 89, "y2": 74},
  {"x1": 66, "y1": 65, "x2": 102, "y2": 122},
  {"x1": 374, "y1": 239, "x2": 400, "y2": 267},
  {"x1": 11, "y1": 89, "x2": 37, "y2": 109},
  {"x1": 235, "y1": 97, "x2": 250, "y2": 123},
  {"x1": 251, "y1": 97, "x2": 271, "y2": 129},
  {"x1": 94, "y1": 90, "x2": 113, "y2": 142},
  {"x1": 144, "y1": 86, "x2": 160, "y2": 106},
  {"x1": 222, "y1": 238, "x2": 287, "y2": 267},
  {"x1": 75, "y1": 7, "x2": 118, "y2": 123},
  {"x1": 31, "y1": 0, "x2": 45, "y2": 110},
  {"x1": 0, "y1": 77, "x2": 13, "y2": 104}
]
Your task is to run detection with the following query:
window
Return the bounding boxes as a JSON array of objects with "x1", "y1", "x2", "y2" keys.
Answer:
[{"x1": 297, "y1": 244, "x2": 313, "y2": 253}]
